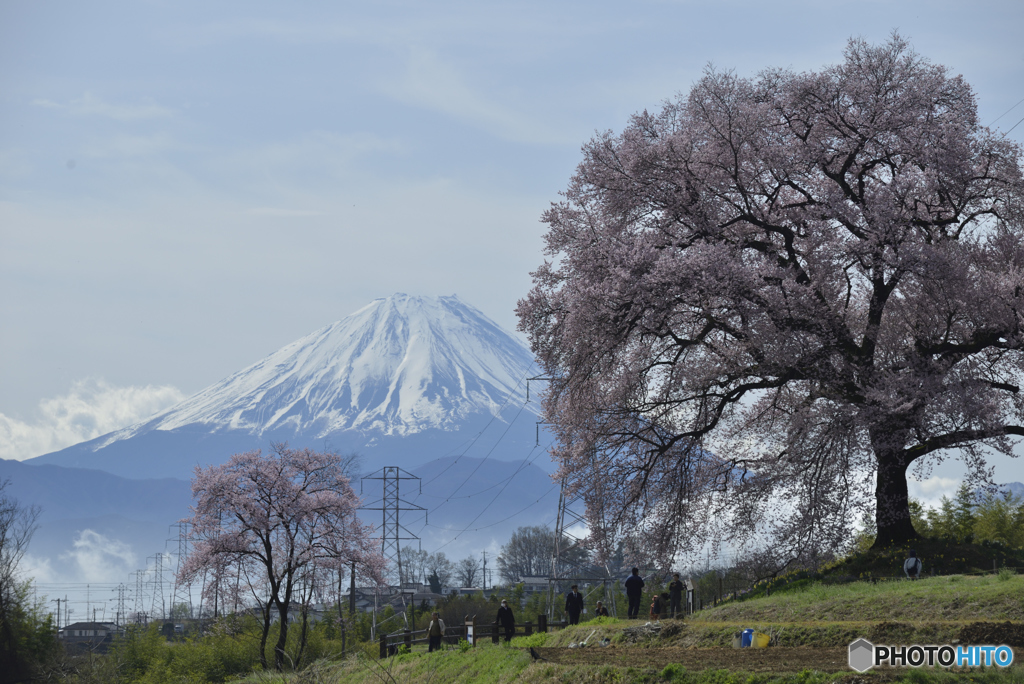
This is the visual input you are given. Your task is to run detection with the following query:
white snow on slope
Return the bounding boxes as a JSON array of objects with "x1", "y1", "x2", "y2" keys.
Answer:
[{"x1": 99, "y1": 294, "x2": 538, "y2": 445}]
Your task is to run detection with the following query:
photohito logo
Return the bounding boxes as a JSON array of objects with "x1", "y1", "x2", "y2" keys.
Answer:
[{"x1": 848, "y1": 639, "x2": 1014, "y2": 672}]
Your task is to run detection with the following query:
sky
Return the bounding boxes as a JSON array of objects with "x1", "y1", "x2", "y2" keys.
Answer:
[{"x1": 2, "y1": 0, "x2": 1024, "y2": 499}]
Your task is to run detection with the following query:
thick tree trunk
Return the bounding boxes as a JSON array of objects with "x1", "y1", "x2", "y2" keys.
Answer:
[{"x1": 871, "y1": 444, "x2": 919, "y2": 549}]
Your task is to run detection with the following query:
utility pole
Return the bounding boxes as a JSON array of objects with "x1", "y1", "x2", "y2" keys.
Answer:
[
  {"x1": 481, "y1": 551, "x2": 488, "y2": 591},
  {"x1": 52, "y1": 598, "x2": 60, "y2": 631}
]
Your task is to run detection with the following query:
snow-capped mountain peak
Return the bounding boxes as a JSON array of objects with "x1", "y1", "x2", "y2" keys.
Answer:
[{"x1": 106, "y1": 294, "x2": 538, "y2": 443}]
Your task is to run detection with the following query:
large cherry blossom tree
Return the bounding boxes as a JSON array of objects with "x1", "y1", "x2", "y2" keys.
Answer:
[
  {"x1": 517, "y1": 35, "x2": 1024, "y2": 565},
  {"x1": 180, "y1": 445, "x2": 384, "y2": 671}
]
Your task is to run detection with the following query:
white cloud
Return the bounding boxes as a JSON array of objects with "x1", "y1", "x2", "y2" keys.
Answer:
[
  {"x1": 381, "y1": 49, "x2": 569, "y2": 145},
  {"x1": 60, "y1": 530, "x2": 137, "y2": 583},
  {"x1": 0, "y1": 379, "x2": 185, "y2": 461},
  {"x1": 18, "y1": 554, "x2": 57, "y2": 584},
  {"x1": 32, "y1": 92, "x2": 173, "y2": 121},
  {"x1": 908, "y1": 476, "x2": 961, "y2": 510}
]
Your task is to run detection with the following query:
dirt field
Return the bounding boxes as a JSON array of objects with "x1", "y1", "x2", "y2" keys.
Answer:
[
  {"x1": 533, "y1": 642, "x2": 1024, "y2": 674},
  {"x1": 533, "y1": 646, "x2": 850, "y2": 672}
]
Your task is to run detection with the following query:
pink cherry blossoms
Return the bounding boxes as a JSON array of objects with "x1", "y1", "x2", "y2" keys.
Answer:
[
  {"x1": 179, "y1": 444, "x2": 384, "y2": 670},
  {"x1": 517, "y1": 35, "x2": 1024, "y2": 568}
]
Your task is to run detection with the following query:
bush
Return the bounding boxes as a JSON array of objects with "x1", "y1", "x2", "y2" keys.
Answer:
[
  {"x1": 510, "y1": 632, "x2": 549, "y2": 648},
  {"x1": 661, "y1": 662, "x2": 686, "y2": 681}
]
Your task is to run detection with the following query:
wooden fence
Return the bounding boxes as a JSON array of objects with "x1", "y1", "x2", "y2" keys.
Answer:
[{"x1": 378, "y1": 614, "x2": 575, "y2": 658}]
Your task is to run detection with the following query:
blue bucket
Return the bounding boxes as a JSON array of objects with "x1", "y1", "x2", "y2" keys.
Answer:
[{"x1": 741, "y1": 629, "x2": 754, "y2": 648}]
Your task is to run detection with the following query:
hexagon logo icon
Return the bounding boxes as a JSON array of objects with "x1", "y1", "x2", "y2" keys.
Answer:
[{"x1": 848, "y1": 638, "x2": 874, "y2": 672}]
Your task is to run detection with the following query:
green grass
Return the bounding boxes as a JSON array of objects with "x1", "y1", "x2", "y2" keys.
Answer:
[
  {"x1": 701, "y1": 574, "x2": 1024, "y2": 623},
  {"x1": 830, "y1": 539, "x2": 1024, "y2": 580},
  {"x1": 241, "y1": 653, "x2": 1024, "y2": 684},
  {"x1": 212, "y1": 573, "x2": 1024, "y2": 683}
]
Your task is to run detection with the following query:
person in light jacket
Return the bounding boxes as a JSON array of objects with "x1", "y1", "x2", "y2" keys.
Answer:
[{"x1": 427, "y1": 612, "x2": 446, "y2": 652}]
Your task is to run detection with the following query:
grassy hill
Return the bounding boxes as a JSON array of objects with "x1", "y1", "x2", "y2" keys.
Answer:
[{"x1": 233, "y1": 573, "x2": 1024, "y2": 684}]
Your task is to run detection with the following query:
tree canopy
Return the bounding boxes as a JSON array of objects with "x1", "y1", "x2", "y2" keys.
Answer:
[
  {"x1": 517, "y1": 35, "x2": 1024, "y2": 567},
  {"x1": 1, "y1": 479, "x2": 57, "y2": 684},
  {"x1": 180, "y1": 445, "x2": 384, "y2": 671},
  {"x1": 497, "y1": 525, "x2": 589, "y2": 583}
]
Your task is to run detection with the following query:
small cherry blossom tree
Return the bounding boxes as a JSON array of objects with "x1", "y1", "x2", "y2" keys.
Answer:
[
  {"x1": 180, "y1": 444, "x2": 384, "y2": 671},
  {"x1": 518, "y1": 35, "x2": 1024, "y2": 565}
]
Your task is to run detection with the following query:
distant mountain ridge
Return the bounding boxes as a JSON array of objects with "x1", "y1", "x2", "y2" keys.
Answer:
[{"x1": 29, "y1": 294, "x2": 545, "y2": 480}]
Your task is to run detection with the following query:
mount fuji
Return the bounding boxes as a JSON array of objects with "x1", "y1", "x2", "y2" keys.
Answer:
[
  {"x1": 11, "y1": 295, "x2": 560, "y2": 592},
  {"x1": 29, "y1": 294, "x2": 547, "y2": 480}
]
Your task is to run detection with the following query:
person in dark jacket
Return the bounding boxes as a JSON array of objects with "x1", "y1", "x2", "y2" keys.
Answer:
[
  {"x1": 496, "y1": 599, "x2": 516, "y2": 642},
  {"x1": 650, "y1": 592, "x2": 668, "y2": 621},
  {"x1": 594, "y1": 601, "x2": 609, "y2": 617},
  {"x1": 668, "y1": 573, "x2": 685, "y2": 618},
  {"x1": 904, "y1": 550, "x2": 923, "y2": 579},
  {"x1": 624, "y1": 567, "x2": 645, "y2": 619},
  {"x1": 565, "y1": 584, "x2": 585, "y2": 625}
]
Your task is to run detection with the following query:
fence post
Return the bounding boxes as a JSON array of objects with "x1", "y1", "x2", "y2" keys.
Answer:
[
  {"x1": 538, "y1": 614, "x2": 547, "y2": 633},
  {"x1": 525, "y1": 621, "x2": 532, "y2": 637},
  {"x1": 404, "y1": 629, "x2": 411, "y2": 650},
  {"x1": 379, "y1": 633, "x2": 387, "y2": 659}
]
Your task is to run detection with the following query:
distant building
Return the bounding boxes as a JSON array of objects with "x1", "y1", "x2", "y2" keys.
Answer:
[
  {"x1": 517, "y1": 576, "x2": 551, "y2": 597},
  {"x1": 330, "y1": 584, "x2": 447, "y2": 614},
  {"x1": 445, "y1": 586, "x2": 498, "y2": 599},
  {"x1": 60, "y1": 621, "x2": 120, "y2": 652}
]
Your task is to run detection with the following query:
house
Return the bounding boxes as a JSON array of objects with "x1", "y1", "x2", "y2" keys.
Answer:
[
  {"x1": 60, "y1": 621, "x2": 119, "y2": 652},
  {"x1": 517, "y1": 576, "x2": 552, "y2": 597}
]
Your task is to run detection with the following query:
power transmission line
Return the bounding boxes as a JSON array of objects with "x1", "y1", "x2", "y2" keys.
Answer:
[
  {"x1": 360, "y1": 467, "x2": 427, "y2": 587},
  {"x1": 421, "y1": 364, "x2": 538, "y2": 487},
  {"x1": 988, "y1": 95, "x2": 1024, "y2": 127},
  {"x1": 170, "y1": 522, "x2": 192, "y2": 619}
]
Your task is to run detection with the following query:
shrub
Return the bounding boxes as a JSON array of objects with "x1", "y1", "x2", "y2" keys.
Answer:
[{"x1": 661, "y1": 662, "x2": 686, "y2": 681}]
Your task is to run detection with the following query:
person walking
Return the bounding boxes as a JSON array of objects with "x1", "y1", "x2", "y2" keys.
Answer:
[
  {"x1": 427, "y1": 612, "x2": 446, "y2": 652},
  {"x1": 903, "y1": 550, "x2": 923, "y2": 579},
  {"x1": 565, "y1": 584, "x2": 585, "y2": 625},
  {"x1": 668, "y1": 573, "x2": 685, "y2": 618},
  {"x1": 624, "y1": 567, "x2": 645, "y2": 619},
  {"x1": 496, "y1": 599, "x2": 516, "y2": 642}
]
